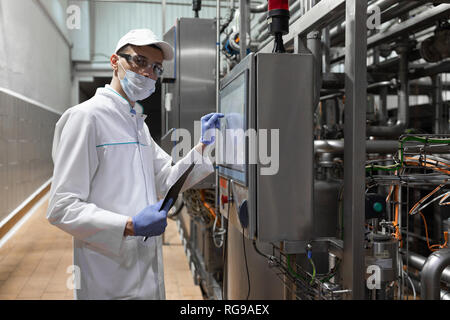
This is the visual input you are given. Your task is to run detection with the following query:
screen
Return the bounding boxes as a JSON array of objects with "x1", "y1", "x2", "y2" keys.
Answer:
[{"x1": 218, "y1": 71, "x2": 247, "y2": 184}]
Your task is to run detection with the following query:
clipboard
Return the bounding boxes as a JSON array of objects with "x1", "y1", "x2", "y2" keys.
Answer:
[{"x1": 143, "y1": 162, "x2": 196, "y2": 241}]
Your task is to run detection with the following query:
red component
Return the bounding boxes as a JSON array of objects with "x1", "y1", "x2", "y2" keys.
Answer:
[
  {"x1": 268, "y1": 0, "x2": 289, "y2": 11},
  {"x1": 220, "y1": 177, "x2": 228, "y2": 189},
  {"x1": 221, "y1": 195, "x2": 229, "y2": 204}
]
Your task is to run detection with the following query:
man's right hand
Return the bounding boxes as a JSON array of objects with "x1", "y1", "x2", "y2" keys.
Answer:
[{"x1": 131, "y1": 199, "x2": 171, "y2": 238}]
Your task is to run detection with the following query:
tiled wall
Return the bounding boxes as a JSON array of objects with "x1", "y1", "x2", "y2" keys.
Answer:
[{"x1": 0, "y1": 90, "x2": 60, "y2": 223}]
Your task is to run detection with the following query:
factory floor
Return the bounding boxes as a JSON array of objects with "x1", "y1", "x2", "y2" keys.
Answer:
[{"x1": 0, "y1": 195, "x2": 204, "y2": 300}]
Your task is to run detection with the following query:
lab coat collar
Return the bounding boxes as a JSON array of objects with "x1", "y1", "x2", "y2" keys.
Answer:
[{"x1": 97, "y1": 85, "x2": 147, "y2": 120}]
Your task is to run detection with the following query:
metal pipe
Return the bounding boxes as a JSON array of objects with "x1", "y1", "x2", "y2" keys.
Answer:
[
  {"x1": 379, "y1": 86, "x2": 388, "y2": 125},
  {"x1": 314, "y1": 140, "x2": 399, "y2": 155},
  {"x1": 405, "y1": 274, "x2": 450, "y2": 300},
  {"x1": 367, "y1": 41, "x2": 409, "y2": 138},
  {"x1": 329, "y1": 0, "x2": 422, "y2": 47},
  {"x1": 421, "y1": 249, "x2": 450, "y2": 300},
  {"x1": 215, "y1": 0, "x2": 224, "y2": 251},
  {"x1": 432, "y1": 75, "x2": 444, "y2": 134},
  {"x1": 403, "y1": 251, "x2": 450, "y2": 284},
  {"x1": 228, "y1": 30, "x2": 241, "y2": 51},
  {"x1": 307, "y1": 27, "x2": 322, "y2": 110},
  {"x1": 162, "y1": 0, "x2": 167, "y2": 35},
  {"x1": 250, "y1": 0, "x2": 267, "y2": 13},
  {"x1": 220, "y1": 0, "x2": 235, "y2": 33},
  {"x1": 323, "y1": 26, "x2": 331, "y2": 73},
  {"x1": 367, "y1": 80, "x2": 395, "y2": 90},
  {"x1": 239, "y1": 0, "x2": 249, "y2": 59},
  {"x1": 342, "y1": 0, "x2": 367, "y2": 299}
]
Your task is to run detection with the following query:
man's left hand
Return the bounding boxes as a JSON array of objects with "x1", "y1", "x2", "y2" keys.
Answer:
[{"x1": 200, "y1": 112, "x2": 224, "y2": 145}]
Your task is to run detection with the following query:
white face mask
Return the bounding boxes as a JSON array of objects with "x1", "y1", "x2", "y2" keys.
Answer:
[{"x1": 118, "y1": 61, "x2": 156, "y2": 101}]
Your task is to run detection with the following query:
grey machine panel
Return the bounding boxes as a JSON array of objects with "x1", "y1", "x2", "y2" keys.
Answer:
[
  {"x1": 178, "y1": 18, "x2": 216, "y2": 145},
  {"x1": 218, "y1": 52, "x2": 314, "y2": 243},
  {"x1": 161, "y1": 18, "x2": 216, "y2": 188},
  {"x1": 255, "y1": 53, "x2": 314, "y2": 242}
]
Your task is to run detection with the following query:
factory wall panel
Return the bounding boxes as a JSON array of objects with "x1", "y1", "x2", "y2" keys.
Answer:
[
  {"x1": 0, "y1": 0, "x2": 70, "y2": 223},
  {"x1": 0, "y1": 90, "x2": 59, "y2": 224},
  {"x1": 0, "y1": 0, "x2": 72, "y2": 113},
  {"x1": 92, "y1": 0, "x2": 217, "y2": 63}
]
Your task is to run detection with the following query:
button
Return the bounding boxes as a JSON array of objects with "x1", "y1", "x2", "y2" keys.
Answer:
[
  {"x1": 221, "y1": 195, "x2": 228, "y2": 204},
  {"x1": 373, "y1": 202, "x2": 383, "y2": 213}
]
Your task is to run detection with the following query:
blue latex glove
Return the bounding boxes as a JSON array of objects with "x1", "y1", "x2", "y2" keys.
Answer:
[
  {"x1": 200, "y1": 112, "x2": 224, "y2": 145},
  {"x1": 132, "y1": 199, "x2": 173, "y2": 237}
]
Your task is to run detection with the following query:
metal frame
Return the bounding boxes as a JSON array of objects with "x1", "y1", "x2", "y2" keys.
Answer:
[{"x1": 342, "y1": 0, "x2": 367, "y2": 300}]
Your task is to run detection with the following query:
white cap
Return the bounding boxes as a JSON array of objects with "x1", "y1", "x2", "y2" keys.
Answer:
[{"x1": 115, "y1": 29, "x2": 174, "y2": 61}]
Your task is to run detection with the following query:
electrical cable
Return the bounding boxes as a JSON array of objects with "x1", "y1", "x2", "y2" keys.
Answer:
[
  {"x1": 365, "y1": 135, "x2": 450, "y2": 172},
  {"x1": 221, "y1": 187, "x2": 231, "y2": 299},
  {"x1": 242, "y1": 225, "x2": 250, "y2": 300},
  {"x1": 409, "y1": 183, "x2": 446, "y2": 216},
  {"x1": 415, "y1": 192, "x2": 450, "y2": 213},
  {"x1": 318, "y1": 259, "x2": 340, "y2": 283},
  {"x1": 308, "y1": 257, "x2": 316, "y2": 286},
  {"x1": 252, "y1": 240, "x2": 273, "y2": 261},
  {"x1": 286, "y1": 254, "x2": 306, "y2": 281},
  {"x1": 418, "y1": 211, "x2": 449, "y2": 251},
  {"x1": 402, "y1": 270, "x2": 416, "y2": 300}
]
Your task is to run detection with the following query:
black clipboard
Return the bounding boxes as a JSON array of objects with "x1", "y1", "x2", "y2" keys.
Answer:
[{"x1": 143, "y1": 162, "x2": 195, "y2": 241}]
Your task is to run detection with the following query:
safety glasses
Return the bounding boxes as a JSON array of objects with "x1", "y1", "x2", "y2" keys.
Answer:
[{"x1": 118, "y1": 53, "x2": 164, "y2": 77}]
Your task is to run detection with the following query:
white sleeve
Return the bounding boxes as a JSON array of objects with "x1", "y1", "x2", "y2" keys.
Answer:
[
  {"x1": 151, "y1": 136, "x2": 214, "y2": 198},
  {"x1": 46, "y1": 108, "x2": 129, "y2": 256}
]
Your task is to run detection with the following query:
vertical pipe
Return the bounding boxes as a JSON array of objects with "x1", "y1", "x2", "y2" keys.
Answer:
[
  {"x1": 398, "y1": 185, "x2": 403, "y2": 299},
  {"x1": 216, "y1": 0, "x2": 222, "y2": 240},
  {"x1": 323, "y1": 26, "x2": 331, "y2": 74},
  {"x1": 343, "y1": 0, "x2": 367, "y2": 300},
  {"x1": 162, "y1": 0, "x2": 167, "y2": 35},
  {"x1": 398, "y1": 41, "x2": 410, "y2": 130},
  {"x1": 161, "y1": 0, "x2": 167, "y2": 135},
  {"x1": 421, "y1": 249, "x2": 450, "y2": 300},
  {"x1": 239, "y1": 0, "x2": 248, "y2": 60},
  {"x1": 307, "y1": 30, "x2": 322, "y2": 111},
  {"x1": 379, "y1": 86, "x2": 388, "y2": 125},
  {"x1": 432, "y1": 74, "x2": 443, "y2": 134}
]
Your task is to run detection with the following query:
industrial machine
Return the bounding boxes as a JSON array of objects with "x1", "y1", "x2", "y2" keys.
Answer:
[
  {"x1": 161, "y1": 17, "x2": 223, "y2": 299},
  {"x1": 217, "y1": 51, "x2": 315, "y2": 298},
  {"x1": 166, "y1": 0, "x2": 450, "y2": 300}
]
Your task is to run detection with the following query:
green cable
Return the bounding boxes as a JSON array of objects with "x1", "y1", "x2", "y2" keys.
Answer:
[
  {"x1": 365, "y1": 135, "x2": 450, "y2": 172},
  {"x1": 308, "y1": 258, "x2": 316, "y2": 285},
  {"x1": 399, "y1": 136, "x2": 450, "y2": 167},
  {"x1": 286, "y1": 254, "x2": 306, "y2": 281}
]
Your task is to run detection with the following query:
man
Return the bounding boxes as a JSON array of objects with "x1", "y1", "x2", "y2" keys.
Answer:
[{"x1": 46, "y1": 29, "x2": 223, "y2": 299}]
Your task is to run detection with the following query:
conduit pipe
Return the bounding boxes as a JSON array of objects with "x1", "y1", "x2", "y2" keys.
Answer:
[
  {"x1": 421, "y1": 249, "x2": 450, "y2": 300},
  {"x1": 250, "y1": 0, "x2": 267, "y2": 13},
  {"x1": 367, "y1": 41, "x2": 409, "y2": 138},
  {"x1": 314, "y1": 140, "x2": 399, "y2": 155}
]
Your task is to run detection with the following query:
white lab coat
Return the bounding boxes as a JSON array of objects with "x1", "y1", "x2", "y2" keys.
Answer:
[{"x1": 46, "y1": 85, "x2": 214, "y2": 300}]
